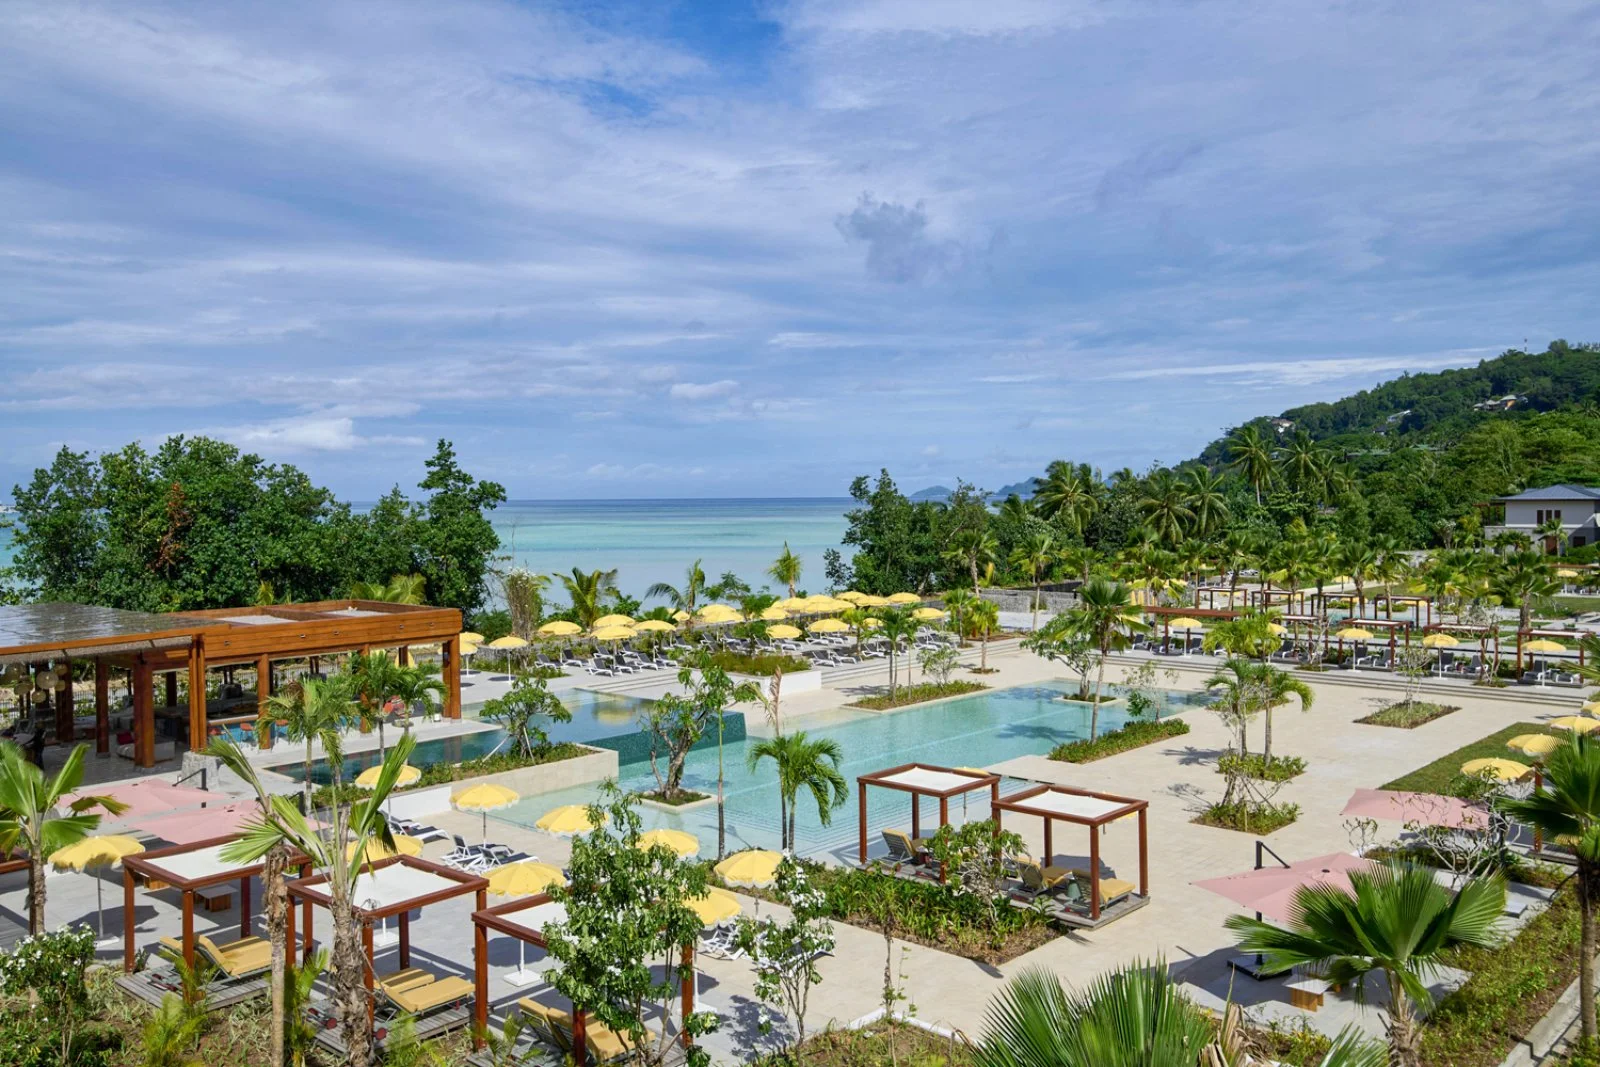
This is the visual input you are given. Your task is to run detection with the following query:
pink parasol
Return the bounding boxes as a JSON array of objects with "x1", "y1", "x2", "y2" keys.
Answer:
[
  {"x1": 1340, "y1": 788, "x2": 1488, "y2": 831},
  {"x1": 61, "y1": 778, "x2": 235, "y2": 820},
  {"x1": 126, "y1": 802, "x2": 264, "y2": 844},
  {"x1": 1194, "y1": 852, "x2": 1374, "y2": 924}
]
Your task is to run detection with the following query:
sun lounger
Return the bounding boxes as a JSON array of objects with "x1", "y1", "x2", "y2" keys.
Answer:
[
  {"x1": 518, "y1": 998, "x2": 647, "y2": 1062},
  {"x1": 158, "y1": 934, "x2": 271, "y2": 979},
  {"x1": 1064, "y1": 869, "x2": 1136, "y2": 908},
  {"x1": 1016, "y1": 859, "x2": 1071, "y2": 896},
  {"x1": 881, "y1": 828, "x2": 931, "y2": 864},
  {"x1": 585, "y1": 658, "x2": 616, "y2": 677},
  {"x1": 379, "y1": 969, "x2": 474, "y2": 1016}
]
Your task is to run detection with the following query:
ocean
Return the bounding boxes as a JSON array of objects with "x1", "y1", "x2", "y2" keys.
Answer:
[{"x1": 0, "y1": 498, "x2": 855, "y2": 602}]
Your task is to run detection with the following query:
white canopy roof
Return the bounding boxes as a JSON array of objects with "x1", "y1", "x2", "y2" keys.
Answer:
[
  {"x1": 516, "y1": 900, "x2": 568, "y2": 932},
  {"x1": 349, "y1": 863, "x2": 464, "y2": 912},
  {"x1": 877, "y1": 767, "x2": 988, "y2": 793},
  {"x1": 1016, "y1": 791, "x2": 1131, "y2": 823},
  {"x1": 143, "y1": 843, "x2": 256, "y2": 884}
]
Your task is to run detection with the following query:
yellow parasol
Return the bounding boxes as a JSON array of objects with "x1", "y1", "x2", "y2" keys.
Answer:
[
  {"x1": 537, "y1": 805, "x2": 608, "y2": 837},
  {"x1": 1525, "y1": 639, "x2": 1569, "y2": 653},
  {"x1": 1268, "y1": 623, "x2": 1286, "y2": 635},
  {"x1": 1558, "y1": 568, "x2": 1580, "y2": 578},
  {"x1": 1168, "y1": 617, "x2": 1203, "y2": 630},
  {"x1": 1336, "y1": 627, "x2": 1375, "y2": 640},
  {"x1": 1460, "y1": 758, "x2": 1531, "y2": 782},
  {"x1": 768, "y1": 624, "x2": 802, "y2": 640},
  {"x1": 672, "y1": 610, "x2": 692, "y2": 622},
  {"x1": 52, "y1": 835, "x2": 146, "y2": 941},
  {"x1": 912, "y1": 607, "x2": 947, "y2": 621},
  {"x1": 802, "y1": 595, "x2": 845, "y2": 611},
  {"x1": 854, "y1": 595, "x2": 891, "y2": 609},
  {"x1": 1551, "y1": 716, "x2": 1600, "y2": 734},
  {"x1": 487, "y1": 636, "x2": 529, "y2": 650},
  {"x1": 1507, "y1": 734, "x2": 1563, "y2": 758},
  {"x1": 592, "y1": 625, "x2": 637, "y2": 642},
  {"x1": 886, "y1": 592, "x2": 921, "y2": 605},
  {"x1": 453, "y1": 783, "x2": 520, "y2": 839},
  {"x1": 636, "y1": 828, "x2": 700, "y2": 858},
  {"x1": 538, "y1": 620, "x2": 582, "y2": 636},
  {"x1": 593, "y1": 614, "x2": 635, "y2": 629},
  {"x1": 687, "y1": 886, "x2": 742, "y2": 927},
  {"x1": 460, "y1": 642, "x2": 480, "y2": 657},
  {"x1": 861, "y1": 617, "x2": 883, "y2": 629},
  {"x1": 698, "y1": 603, "x2": 739, "y2": 618},
  {"x1": 760, "y1": 606, "x2": 789, "y2": 621},
  {"x1": 1421, "y1": 633, "x2": 1459, "y2": 648},
  {"x1": 634, "y1": 619, "x2": 675, "y2": 632},
  {"x1": 773, "y1": 597, "x2": 809, "y2": 611},
  {"x1": 1583, "y1": 702, "x2": 1600, "y2": 715},
  {"x1": 347, "y1": 834, "x2": 422, "y2": 865},
  {"x1": 487, "y1": 860, "x2": 566, "y2": 898},
  {"x1": 356, "y1": 763, "x2": 421, "y2": 789},
  {"x1": 714, "y1": 849, "x2": 783, "y2": 888},
  {"x1": 835, "y1": 591, "x2": 868, "y2": 603},
  {"x1": 808, "y1": 618, "x2": 849, "y2": 634},
  {"x1": 459, "y1": 632, "x2": 486, "y2": 644}
]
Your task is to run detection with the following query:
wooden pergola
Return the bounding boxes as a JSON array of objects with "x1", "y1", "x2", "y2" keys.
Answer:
[
  {"x1": 0, "y1": 600, "x2": 463, "y2": 769},
  {"x1": 857, "y1": 763, "x2": 1001, "y2": 879},
  {"x1": 1142, "y1": 605, "x2": 1239, "y2": 650},
  {"x1": 287, "y1": 855, "x2": 487, "y2": 1026},
  {"x1": 1515, "y1": 628, "x2": 1587, "y2": 673},
  {"x1": 990, "y1": 784, "x2": 1149, "y2": 921},
  {"x1": 121, "y1": 832, "x2": 312, "y2": 973},
  {"x1": 470, "y1": 892, "x2": 698, "y2": 1065}
]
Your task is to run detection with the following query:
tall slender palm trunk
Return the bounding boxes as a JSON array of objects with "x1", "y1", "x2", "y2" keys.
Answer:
[
  {"x1": 1090, "y1": 653, "x2": 1107, "y2": 741},
  {"x1": 331, "y1": 889, "x2": 372, "y2": 1067},
  {"x1": 264, "y1": 846, "x2": 289, "y2": 1067},
  {"x1": 1581, "y1": 863, "x2": 1598, "y2": 1042},
  {"x1": 26, "y1": 856, "x2": 44, "y2": 934}
]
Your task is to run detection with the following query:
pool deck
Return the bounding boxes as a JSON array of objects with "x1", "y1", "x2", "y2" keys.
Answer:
[{"x1": 19, "y1": 637, "x2": 1590, "y2": 1061}]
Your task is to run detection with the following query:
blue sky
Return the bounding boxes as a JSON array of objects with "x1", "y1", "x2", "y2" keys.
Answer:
[{"x1": 3, "y1": 0, "x2": 1598, "y2": 500}]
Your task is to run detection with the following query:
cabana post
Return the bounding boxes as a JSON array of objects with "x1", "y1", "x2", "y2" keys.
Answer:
[
  {"x1": 991, "y1": 784, "x2": 1149, "y2": 921},
  {"x1": 856, "y1": 763, "x2": 1001, "y2": 881}
]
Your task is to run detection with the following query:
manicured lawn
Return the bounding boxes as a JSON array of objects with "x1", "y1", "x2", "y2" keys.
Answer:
[
  {"x1": 1552, "y1": 595, "x2": 1600, "y2": 616},
  {"x1": 1380, "y1": 721, "x2": 1547, "y2": 795}
]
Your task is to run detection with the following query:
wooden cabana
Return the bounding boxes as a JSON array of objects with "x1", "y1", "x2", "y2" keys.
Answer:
[
  {"x1": 287, "y1": 855, "x2": 487, "y2": 1036},
  {"x1": 121, "y1": 833, "x2": 312, "y2": 973},
  {"x1": 0, "y1": 600, "x2": 463, "y2": 769},
  {"x1": 857, "y1": 763, "x2": 1001, "y2": 878},
  {"x1": 1142, "y1": 605, "x2": 1239, "y2": 651},
  {"x1": 470, "y1": 892, "x2": 697, "y2": 1065},
  {"x1": 1515, "y1": 628, "x2": 1587, "y2": 673},
  {"x1": 1368, "y1": 593, "x2": 1434, "y2": 627},
  {"x1": 990, "y1": 784, "x2": 1149, "y2": 922}
]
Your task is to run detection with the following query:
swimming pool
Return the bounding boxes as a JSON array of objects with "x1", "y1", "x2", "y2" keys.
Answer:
[
  {"x1": 270, "y1": 689, "x2": 657, "y2": 784},
  {"x1": 495, "y1": 681, "x2": 1205, "y2": 858}
]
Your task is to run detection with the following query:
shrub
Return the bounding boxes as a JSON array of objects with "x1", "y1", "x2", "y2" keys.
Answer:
[
  {"x1": 1357, "y1": 700, "x2": 1459, "y2": 728},
  {"x1": 1050, "y1": 717, "x2": 1189, "y2": 763},
  {"x1": 1195, "y1": 800, "x2": 1300, "y2": 834},
  {"x1": 0, "y1": 925, "x2": 120, "y2": 1066},
  {"x1": 695, "y1": 650, "x2": 810, "y2": 675},
  {"x1": 850, "y1": 681, "x2": 986, "y2": 711},
  {"x1": 1216, "y1": 751, "x2": 1306, "y2": 782}
]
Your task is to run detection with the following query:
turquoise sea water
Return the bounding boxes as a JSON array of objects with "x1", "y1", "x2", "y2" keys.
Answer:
[{"x1": 495, "y1": 682, "x2": 1207, "y2": 860}]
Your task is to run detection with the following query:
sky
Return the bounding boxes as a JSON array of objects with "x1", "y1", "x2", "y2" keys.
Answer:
[{"x1": 2, "y1": 0, "x2": 1598, "y2": 500}]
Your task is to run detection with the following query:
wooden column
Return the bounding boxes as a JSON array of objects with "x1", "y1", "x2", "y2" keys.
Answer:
[
  {"x1": 473, "y1": 917, "x2": 489, "y2": 1049},
  {"x1": 680, "y1": 943, "x2": 695, "y2": 1047},
  {"x1": 910, "y1": 793, "x2": 919, "y2": 841},
  {"x1": 362, "y1": 922, "x2": 375, "y2": 1026},
  {"x1": 938, "y1": 796, "x2": 949, "y2": 884},
  {"x1": 56, "y1": 660, "x2": 75, "y2": 742},
  {"x1": 1088, "y1": 824, "x2": 1102, "y2": 921},
  {"x1": 124, "y1": 868, "x2": 137, "y2": 972},
  {"x1": 182, "y1": 889, "x2": 196, "y2": 971},
  {"x1": 1043, "y1": 817, "x2": 1053, "y2": 867},
  {"x1": 398, "y1": 911, "x2": 410, "y2": 969},
  {"x1": 240, "y1": 876, "x2": 251, "y2": 940},
  {"x1": 165, "y1": 671, "x2": 178, "y2": 709},
  {"x1": 134, "y1": 657, "x2": 155, "y2": 767},
  {"x1": 443, "y1": 635, "x2": 462, "y2": 719},
  {"x1": 1138, "y1": 807, "x2": 1149, "y2": 897},
  {"x1": 572, "y1": 1007, "x2": 589, "y2": 1067},
  {"x1": 857, "y1": 781, "x2": 868, "y2": 864},
  {"x1": 257, "y1": 654, "x2": 273, "y2": 750},
  {"x1": 188, "y1": 638, "x2": 207, "y2": 754},
  {"x1": 95, "y1": 661, "x2": 110, "y2": 756}
]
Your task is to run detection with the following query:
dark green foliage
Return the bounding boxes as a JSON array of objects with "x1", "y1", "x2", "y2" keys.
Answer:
[
  {"x1": 697, "y1": 650, "x2": 812, "y2": 675},
  {"x1": 480, "y1": 672, "x2": 572, "y2": 758},
  {"x1": 1357, "y1": 701, "x2": 1459, "y2": 728},
  {"x1": 1217, "y1": 752, "x2": 1307, "y2": 782},
  {"x1": 1049, "y1": 717, "x2": 1190, "y2": 762},
  {"x1": 6, "y1": 436, "x2": 503, "y2": 613},
  {"x1": 849, "y1": 680, "x2": 987, "y2": 710},
  {"x1": 1196, "y1": 800, "x2": 1300, "y2": 834}
]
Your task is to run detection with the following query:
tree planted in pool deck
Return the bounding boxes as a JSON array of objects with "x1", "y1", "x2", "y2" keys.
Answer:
[
  {"x1": 480, "y1": 671, "x2": 572, "y2": 759},
  {"x1": 733, "y1": 856, "x2": 835, "y2": 1051},
  {"x1": 745, "y1": 731, "x2": 847, "y2": 852},
  {"x1": 967, "y1": 597, "x2": 1001, "y2": 671},
  {"x1": 543, "y1": 786, "x2": 718, "y2": 1067},
  {"x1": 1028, "y1": 578, "x2": 1147, "y2": 741},
  {"x1": 346, "y1": 649, "x2": 442, "y2": 760},
  {"x1": 927, "y1": 819, "x2": 1027, "y2": 945},
  {"x1": 874, "y1": 607, "x2": 921, "y2": 697},
  {"x1": 259, "y1": 674, "x2": 357, "y2": 813}
]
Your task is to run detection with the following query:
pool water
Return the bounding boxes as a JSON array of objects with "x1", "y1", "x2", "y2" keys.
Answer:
[
  {"x1": 271, "y1": 689, "x2": 656, "y2": 784},
  {"x1": 495, "y1": 681, "x2": 1205, "y2": 859}
]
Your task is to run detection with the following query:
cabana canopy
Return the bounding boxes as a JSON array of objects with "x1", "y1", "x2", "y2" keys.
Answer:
[
  {"x1": 127, "y1": 801, "x2": 267, "y2": 844},
  {"x1": 1341, "y1": 788, "x2": 1488, "y2": 831},
  {"x1": 121, "y1": 833, "x2": 312, "y2": 972},
  {"x1": 1194, "y1": 851, "x2": 1372, "y2": 924},
  {"x1": 990, "y1": 784, "x2": 1149, "y2": 920},
  {"x1": 471, "y1": 892, "x2": 694, "y2": 1066},
  {"x1": 65, "y1": 778, "x2": 233, "y2": 819},
  {"x1": 856, "y1": 763, "x2": 1001, "y2": 873}
]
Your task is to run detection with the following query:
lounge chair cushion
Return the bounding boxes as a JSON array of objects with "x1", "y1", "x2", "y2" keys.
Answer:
[
  {"x1": 1018, "y1": 860, "x2": 1070, "y2": 892},
  {"x1": 518, "y1": 998, "x2": 646, "y2": 1060},
  {"x1": 158, "y1": 934, "x2": 271, "y2": 978},
  {"x1": 385, "y1": 975, "x2": 473, "y2": 1014},
  {"x1": 881, "y1": 828, "x2": 931, "y2": 861},
  {"x1": 378, "y1": 968, "x2": 435, "y2": 994},
  {"x1": 1067, "y1": 870, "x2": 1136, "y2": 904}
]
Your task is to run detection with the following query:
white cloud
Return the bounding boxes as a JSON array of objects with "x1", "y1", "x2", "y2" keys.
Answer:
[
  {"x1": 215, "y1": 415, "x2": 424, "y2": 453},
  {"x1": 1097, "y1": 351, "x2": 1495, "y2": 387},
  {"x1": 668, "y1": 380, "x2": 739, "y2": 401}
]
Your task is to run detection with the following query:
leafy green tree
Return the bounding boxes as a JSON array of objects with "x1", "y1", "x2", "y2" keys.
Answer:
[
  {"x1": 259, "y1": 675, "x2": 355, "y2": 813},
  {"x1": 1062, "y1": 578, "x2": 1147, "y2": 741},
  {"x1": 413, "y1": 440, "x2": 505, "y2": 614},
  {"x1": 481, "y1": 672, "x2": 573, "y2": 758},
  {"x1": 543, "y1": 786, "x2": 717, "y2": 1067},
  {"x1": 1492, "y1": 549, "x2": 1561, "y2": 635},
  {"x1": 768, "y1": 543, "x2": 803, "y2": 598},
  {"x1": 498, "y1": 567, "x2": 550, "y2": 638},
  {"x1": 560, "y1": 566, "x2": 620, "y2": 628},
  {"x1": 1227, "y1": 864, "x2": 1505, "y2": 1067},
  {"x1": 745, "y1": 732, "x2": 847, "y2": 851},
  {"x1": 827, "y1": 471, "x2": 948, "y2": 594},
  {"x1": 1023, "y1": 613, "x2": 1096, "y2": 701},
  {"x1": 0, "y1": 742, "x2": 125, "y2": 934},
  {"x1": 733, "y1": 857, "x2": 835, "y2": 1050},
  {"x1": 1500, "y1": 734, "x2": 1600, "y2": 1042}
]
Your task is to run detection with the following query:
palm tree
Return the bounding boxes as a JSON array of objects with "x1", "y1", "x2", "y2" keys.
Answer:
[
  {"x1": 1139, "y1": 470, "x2": 1195, "y2": 545},
  {"x1": 1338, "y1": 541, "x2": 1378, "y2": 617},
  {"x1": 975, "y1": 961, "x2": 1386, "y2": 1067},
  {"x1": 1252, "y1": 662, "x2": 1313, "y2": 762},
  {"x1": 223, "y1": 735, "x2": 419, "y2": 1067},
  {"x1": 1034, "y1": 461, "x2": 1099, "y2": 535},
  {"x1": 1066, "y1": 578, "x2": 1148, "y2": 741},
  {"x1": 745, "y1": 732, "x2": 847, "y2": 851},
  {"x1": 1226, "y1": 425, "x2": 1277, "y2": 505},
  {"x1": 386, "y1": 659, "x2": 443, "y2": 737},
  {"x1": 0, "y1": 741, "x2": 125, "y2": 934},
  {"x1": 1184, "y1": 467, "x2": 1231, "y2": 537},
  {"x1": 767, "y1": 544, "x2": 803, "y2": 599},
  {"x1": 646, "y1": 559, "x2": 706, "y2": 615},
  {"x1": 1500, "y1": 733, "x2": 1600, "y2": 1042},
  {"x1": 260, "y1": 675, "x2": 355, "y2": 813},
  {"x1": 346, "y1": 649, "x2": 405, "y2": 759},
  {"x1": 1227, "y1": 864, "x2": 1505, "y2": 1067},
  {"x1": 1009, "y1": 531, "x2": 1056, "y2": 632},
  {"x1": 560, "y1": 566, "x2": 620, "y2": 628},
  {"x1": 1493, "y1": 549, "x2": 1561, "y2": 636},
  {"x1": 877, "y1": 608, "x2": 922, "y2": 697},
  {"x1": 942, "y1": 588, "x2": 976, "y2": 648},
  {"x1": 944, "y1": 527, "x2": 998, "y2": 595},
  {"x1": 349, "y1": 573, "x2": 426, "y2": 603},
  {"x1": 998, "y1": 493, "x2": 1035, "y2": 524},
  {"x1": 1279, "y1": 430, "x2": 1327, "y2": 496},
  {"x1": 1058, "y1": 544, "x2": 1098, "y2": 586},
  {"x1": 1535, "y1": 513, "x2": 1568, "y2": 555},
  {"x1": 969, "y1": 597, "x2": 1000, "y2": 671},
  {"x1": 1202, "y1": 659, "x2": 1262, "y2": 793}
]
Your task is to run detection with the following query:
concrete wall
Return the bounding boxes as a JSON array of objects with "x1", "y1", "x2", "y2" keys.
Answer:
[{"x1": 981, "y1": 588, "x2": 1078, "y2": 614}]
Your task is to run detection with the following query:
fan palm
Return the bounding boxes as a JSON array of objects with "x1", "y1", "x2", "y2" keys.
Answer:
[
  {"x1": 1492, "y1": 549, "x2": 1561, "y2": 636},
  {"x1": 1225, "y1": 425, "x2": 1277, "y2": 505},
  {"x1": 1500, "y1": 733, "x2": 1600, "y2": 1041},
  {"x1": 1058, "y1": 544, "x2": 1098, "y2": 585},
  {"x1": 1227, "y1": 863, "x2": 1505, "y2": 1067},
  {"x1": 1066, "y1": 578, "x2": 1148, "y2": 741},
  {"x1": 0, "y1": 741, "x2": 125, "y2": 934},
  {"x1": 1184, "y1": 467, "x2": 1230, "y2": 537},
  {"x1": 767, "y1": 544, "x2": 803, "y2": 599},
  {"x1": 560, "y1": 566, "x2": 620, "y2": 629},
  {"x1": 1009, "y1": 531, "x2": 1056, "y2": 632},
  {"x1": 745, "y1": 732, "x2": 847, "y2": 851}
]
